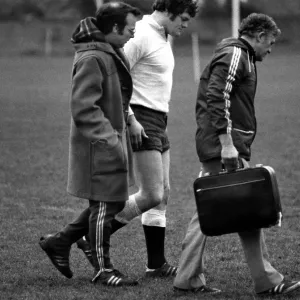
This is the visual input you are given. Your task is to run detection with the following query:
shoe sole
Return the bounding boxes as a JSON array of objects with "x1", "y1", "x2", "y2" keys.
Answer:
[
  {"x1": 145, "y1": 271, "x2": 177, "y2": 278},
  {"x1": 173, "y1": 286, "x2": 221, "y2": 294},
  {"x1": 257, "y1": 282, "x2": 300, "y2": 296},
  {"x1": 39, "y1": 237, "x2": 73, "y2": 279},
  {"x1": 283, "y1": 282, "x2": 300, "y2": 294}
]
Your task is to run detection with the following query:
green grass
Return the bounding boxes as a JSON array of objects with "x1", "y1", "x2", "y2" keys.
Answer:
[{"x1": 1, "y1": 45, "x2": 300, "y2": 300}]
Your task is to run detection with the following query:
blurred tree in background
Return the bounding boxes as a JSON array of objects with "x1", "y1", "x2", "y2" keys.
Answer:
[
  {"x1": 1, "y1": 0, "x2": 300, "y2": 21},
  {"x1": 0, "y1": 0, "x2": 299, "y2": 56},
  {"x1": 118, "y1": 0, "x2": 153, "y2": 13},
  {"x1": 198, "y1": 0, "x2": 261, "y2": 18},
  {"x1": 0, "y1": 0, "x2": 96, "y2": 20},
  {"x1": 64, "y1": 0, "x2": 96, "y2": 18},
  {"x1": 0, "y1": 0, "x2": 152, "y2": 21},
  {"x1": 97, "y1": 0, "x2": 153, "y2": 13}
]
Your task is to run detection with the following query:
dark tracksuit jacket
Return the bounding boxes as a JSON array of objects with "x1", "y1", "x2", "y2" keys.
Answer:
[{"x1": 196, "y1": 37, "x2": 257, "y2": 162}]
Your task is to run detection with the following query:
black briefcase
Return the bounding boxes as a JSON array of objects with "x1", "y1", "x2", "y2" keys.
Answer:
[{"x1": 193, "y1": 165, "x2": 282, "y2": 236}]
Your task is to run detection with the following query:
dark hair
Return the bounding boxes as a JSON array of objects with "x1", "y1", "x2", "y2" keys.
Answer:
[
  {"x1": 95, "y1": 1, "x2": 141, "y2": 34},
  {"x1": 152, "y1": 0, "x2": 198, "y2": 18},
  {"x1": 238, "y1": 13, "x2": 281, "y2": 38}
]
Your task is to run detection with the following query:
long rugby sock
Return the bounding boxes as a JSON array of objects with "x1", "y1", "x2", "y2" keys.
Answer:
[{"x1": 143, "y1": 225, "x2": 166, "y2": 269}]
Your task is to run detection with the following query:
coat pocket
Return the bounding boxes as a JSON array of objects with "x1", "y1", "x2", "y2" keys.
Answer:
[{"x1": 91, "y1": 137, "x2": 127, "y2": 175}]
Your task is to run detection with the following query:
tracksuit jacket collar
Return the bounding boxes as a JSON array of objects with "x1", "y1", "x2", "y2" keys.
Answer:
[
  {"x1": 238, "y1": 37, "x2": 256, "y2": 63},
  {"x1": 215, "y1": 37, "x2": 256, "y2": 62}
]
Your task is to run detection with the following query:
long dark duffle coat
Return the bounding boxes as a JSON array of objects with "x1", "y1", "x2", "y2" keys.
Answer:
[{"x1": 67, "y1": 41, "x2": 134, "y2": 202}]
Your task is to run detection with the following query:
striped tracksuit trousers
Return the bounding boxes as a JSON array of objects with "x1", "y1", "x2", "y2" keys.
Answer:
[
  {"x1": 89, "y1": 200, "x2": 125, "y2": 272},
  {"x1": 60, "y1": 200, "x2": 125, "y2": 272}
]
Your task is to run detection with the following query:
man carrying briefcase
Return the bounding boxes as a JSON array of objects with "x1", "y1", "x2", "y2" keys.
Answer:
[{"x1": 173, "y1": 13, "x2": 300, "y2": 295}]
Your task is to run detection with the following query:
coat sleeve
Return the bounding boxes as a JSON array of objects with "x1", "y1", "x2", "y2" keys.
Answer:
[
  {"x1": 71, "y1": 56, "x2": 118, "y2": 145},
  {"x1": 206, "y1": 46, "x2": 244, "y2": 135}
]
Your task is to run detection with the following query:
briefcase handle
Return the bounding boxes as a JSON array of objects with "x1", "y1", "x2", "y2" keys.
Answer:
[
  {"x1": 220, "y1": 160, "x2": 243, "y2": 173},
  {"x1": 202, "y1": 161, "x2": 263, "y2": 177},
  {"x1": 221, "y1": 158, "x2": 260, "y2": 173}
]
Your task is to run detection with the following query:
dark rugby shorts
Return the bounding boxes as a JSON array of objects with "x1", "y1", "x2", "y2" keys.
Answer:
[{"x1": 131, "y1": 104, "x2": 170, "y2": 153}]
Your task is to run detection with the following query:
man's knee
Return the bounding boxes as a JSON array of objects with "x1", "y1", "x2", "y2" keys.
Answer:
[
  {"x1": 145, "y1": 189, "x2": 164, "y2": 207},
  {"x1": 143, "y1": 183, "x2": 169, "y2": 208}
]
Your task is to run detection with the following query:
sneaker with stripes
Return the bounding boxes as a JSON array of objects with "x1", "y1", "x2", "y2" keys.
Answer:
[
  {"x1": 145, "y1": 262, "x2": 178, "y2": 278},
  {"x1": 257, "y1": 280, "x2": 300, "y2": 295},
  {"x1": 76, "y1": 236, "x2": 94, "y2": 267},
  {"x1": 39, "y1": 234, "x2": 73, "y2": 279},
  {"x1": 92, "y1": 269, "x2": 138, "y2": 287}
]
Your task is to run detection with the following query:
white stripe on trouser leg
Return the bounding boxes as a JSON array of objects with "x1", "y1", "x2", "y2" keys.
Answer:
[
  {"x1": 96, "y1": 202, "x2": 106, "y2": 272},
  {"x1": 141, "y1": 208, "x2": 166, "y2": 227}
]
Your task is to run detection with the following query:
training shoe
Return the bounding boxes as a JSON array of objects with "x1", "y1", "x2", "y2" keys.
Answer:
[
  {"x1": 92, "y1": 269, "x2": 138, "y2": 287},
  {"x1": 113, "y1": 269, "x2": 125, "y2": 278},
  {"x1": 174, "y1": 285, "x2": 221, "y2": 294},
  {"x1": 76, "y1": 237, "x2": 94, "y2": 267},
  {"x1": 145, "y1": 262, "x2": 178, "y2": 278},
  {"x1": 257, "y1": 280, "x2": 300, "y2": 295},
  {"x1": 39, "y1": 234, "x2": 73, "y2": 279}
]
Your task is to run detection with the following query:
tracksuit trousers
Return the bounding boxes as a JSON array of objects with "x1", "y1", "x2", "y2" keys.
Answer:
[
  {"x1": 173, "y1": 158, "x2": 284, "y2": 293},
  {"x1": 58, "y1": 200, "x2": 125, "y2": 272}
]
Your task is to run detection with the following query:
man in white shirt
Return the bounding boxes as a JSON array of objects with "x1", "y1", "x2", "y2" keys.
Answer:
[{"x1": 108, "y1": 0, "x2": 198, "y2": 277}]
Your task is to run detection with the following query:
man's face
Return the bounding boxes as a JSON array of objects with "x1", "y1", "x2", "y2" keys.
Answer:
[
  {"x1": 254, "y1": 33, "x2": 276, "y2": 62},
  {"x1": 166, "y1": 12, "x2": 192, "y2": 37},
  {"x1": 114, "y1": 13, "x2": 138, "y2": 48}
]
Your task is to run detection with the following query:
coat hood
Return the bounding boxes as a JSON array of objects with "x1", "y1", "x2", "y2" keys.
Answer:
[
  {"x1": 71, "y1": 17, "x2": 113, "y2": 54},
  {"x1": 71, "y1": 17, "x2": 105, "y2": 44},
  {"x1": 214, "y1": 37, "x2": 256, "y2": 64},
  {"x1": 71, "y1": 16, "x2": 128, "y2": 64}
]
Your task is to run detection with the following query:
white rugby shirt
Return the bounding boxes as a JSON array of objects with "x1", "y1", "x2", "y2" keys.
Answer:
[{"x1": 124, "y1": 15, "x2": 175, "y2": 113}]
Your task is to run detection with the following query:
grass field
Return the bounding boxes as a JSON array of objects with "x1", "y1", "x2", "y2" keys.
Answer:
[{"x1": 0, "y1": 44, "x2": 300, "y2": 300}]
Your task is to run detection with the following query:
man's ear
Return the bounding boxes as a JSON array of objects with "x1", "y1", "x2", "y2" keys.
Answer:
[
  {"x1": 166, "y1": 11, "x2": 175, "y2": 21},
  {"x1": 112, "y1": 24, "x2": 118, "y2": 34},
  {"x1": 113, "y1": 24, "x2": 123, "y2": 35},
  {"x1": 256, "y1": 31, "x2": 266, "y2": 43}
]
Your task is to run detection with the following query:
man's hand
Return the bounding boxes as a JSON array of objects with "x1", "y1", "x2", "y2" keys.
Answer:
[
  {"x1": 128, "y1": 115, "x2": 148, "y2": 148},
  {"x1": 219, "y1": 133, "x2": 239, "y2": 172}
]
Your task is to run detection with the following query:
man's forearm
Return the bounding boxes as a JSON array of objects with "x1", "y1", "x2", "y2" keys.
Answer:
[
  {"x1": 218, "y1": 133, "x2": 234, "y2": 147},
  {"x1": 219, "y1": 133, "x2": 239, "y2": 162}
]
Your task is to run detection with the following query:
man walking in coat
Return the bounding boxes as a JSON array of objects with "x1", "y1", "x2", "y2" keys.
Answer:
[
  {"x1": 173, "y1": 13, "x2": 300, "y2": 295},
  {"x1": 76, "y1": 0, "x2": 199, "y2": 278},
  {"x1": 39, "y1": 2, "x2": 141, "y2": 287}
]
